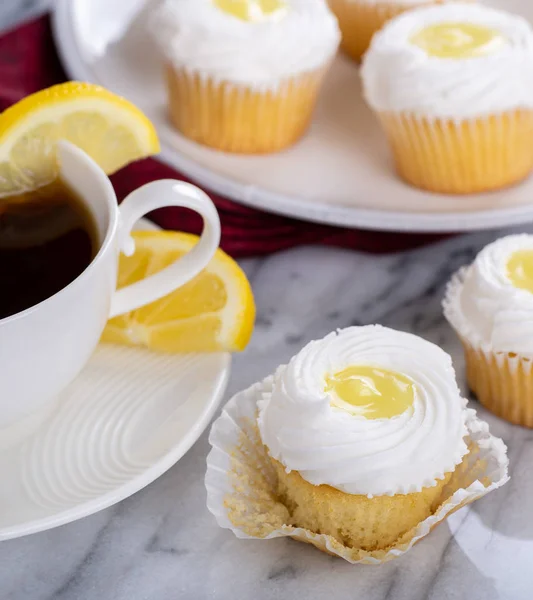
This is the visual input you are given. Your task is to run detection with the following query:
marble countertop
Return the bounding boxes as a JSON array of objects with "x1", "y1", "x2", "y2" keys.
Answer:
[{"x1": 2, "y1": 2, "x2": 533, "y2": 599}]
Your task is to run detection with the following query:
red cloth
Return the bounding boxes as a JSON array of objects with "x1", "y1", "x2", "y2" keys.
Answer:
[{"x1": 0, "y1": 15, "x2": 447, "y2": 257}]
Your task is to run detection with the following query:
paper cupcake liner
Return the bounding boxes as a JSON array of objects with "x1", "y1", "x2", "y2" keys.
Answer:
[
  {"x1": 444, "y1": 269, "x2": 533, "y2": 427},
  {"x1": 205, "y1": 378, "x2": 509, "y2": 565},
  {"x1": 328, "y1": 0, "x2": 477, "y2": 62},
  {"x1": 165, "y1": 66, "x2": 327, "y2": 154},
  {"x1": 328, "y1": 0, "x2": 413, "y2": 61},
  {"x1": 377, "y1": 111, "x2": 533, "y2": 194},
  {"x1": 462, "y1": 342, "x2": 533, "y2": 428}
]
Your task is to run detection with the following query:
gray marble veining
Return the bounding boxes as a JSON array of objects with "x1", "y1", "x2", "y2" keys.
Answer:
[
  {"x1": 3, "y1": 224, "x2": 532, "y2": 600},
  {"x1": 2, "y1": 1, "x2": 533, "y2": 599}
]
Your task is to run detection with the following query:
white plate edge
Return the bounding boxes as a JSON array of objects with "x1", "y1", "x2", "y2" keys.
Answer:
[
  {"x1": 0, "y1": 215, "x2": 232, "y2": 541},
  {"x1": 0, "y1": 353, "x2": 231, "y2": 541},
  {"x1": 51, "y1": 0, "x2": 533, "y2": 233}
]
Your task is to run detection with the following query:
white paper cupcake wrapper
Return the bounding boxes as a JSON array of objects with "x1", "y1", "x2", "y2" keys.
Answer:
[{"x1": 205, "y1": 377, "x2": 509, "y2": 565}]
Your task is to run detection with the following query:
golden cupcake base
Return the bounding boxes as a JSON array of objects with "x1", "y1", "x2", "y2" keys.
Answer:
[
  {"x1": 328, "y1": 0, "x2": 477, "y2": 62},
  {"x1": 166, "y1": 66, "x2": 327, "y2": 154},
  {"x1": 464, "y1": 341, "x2": 533, "y2": 428},
  {"x1": 328, "y1": 0, "x2": 409, "y2": 61},
  {"x1": 377, "y1": 110, "x2": 533, "y2": 194},
  {"x1": 273, "y1": 458, "x2": 451, "y2": 551}
]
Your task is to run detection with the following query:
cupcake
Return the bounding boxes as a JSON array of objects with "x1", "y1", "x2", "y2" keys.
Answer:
[
  {"x1": 255, "y1": 326, "x2": 469, "y2": 551},
  {"x1": 328, "y1": 0, "x2": 467, "y2": 62},
  {"x1": 206, "y1": 325, "x2": 509, "y2": 562},
  {"x1": 444, "y1": 234, "x2": 533, "y2": 428},
  {"x1": 149, "y1": 0, "x2": 340, "y2": 153},
  {"x1": 361, "y1": 4, "x2": 533, "y2": 194}
]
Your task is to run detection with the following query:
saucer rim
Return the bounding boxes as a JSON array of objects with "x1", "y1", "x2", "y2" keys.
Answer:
[
  {"x1": 0, "y1": 352, "x2": 231, "y2": 541},
  {"x1": 0, "y1": 217, "x2": 232, "y2": 541}
]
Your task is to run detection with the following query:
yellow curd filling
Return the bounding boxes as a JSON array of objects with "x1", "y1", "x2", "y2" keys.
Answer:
[
  {"x1": 213, "y1": 0, "x2": 288, "y2": 22},
  {"x1": 410, "y1": 23, "x2": 505, "y2": 59},
  {"x1": 324, "y1": 366, "x2": 415, "y2": 419},
  {"x1": 507, "y1": 249, "x2": 533, "y2": 293}
]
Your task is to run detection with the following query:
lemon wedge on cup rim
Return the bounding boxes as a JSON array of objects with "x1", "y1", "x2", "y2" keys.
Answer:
[
  {"x1": 0, "y1": 81, "x2": 160, "y2": 197},
  {"x1": 0, "y1": 81, "x2": 255, "y2": 353}
]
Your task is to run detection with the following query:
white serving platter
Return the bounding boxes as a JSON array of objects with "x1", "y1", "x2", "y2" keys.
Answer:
[{"x1": 53, "y1": 0, "x2": 533, "y2": 232}]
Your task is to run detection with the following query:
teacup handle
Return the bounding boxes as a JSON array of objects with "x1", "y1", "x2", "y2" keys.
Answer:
[{"x1": 109, "y1": 179, "x2": 221, "y2": 318}]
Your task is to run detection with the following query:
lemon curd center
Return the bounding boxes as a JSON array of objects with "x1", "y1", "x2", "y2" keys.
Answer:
[
  {"x1": 507, "y1": 249, "x2": 533, "y2": 293},
  {"x1": 213, "y1": 0, "x2": 288, "y2": 22},
  {"x1": 410, "y1": 23, "x2": 505, "y2": 59},
  {"x1": 324, "y1": 366, "x2": 415, "y2": 419}
]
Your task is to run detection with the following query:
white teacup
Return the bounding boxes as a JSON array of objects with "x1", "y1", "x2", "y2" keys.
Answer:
[{"x1": 0, "y1": 141, "x2": 221, "y2": 434}]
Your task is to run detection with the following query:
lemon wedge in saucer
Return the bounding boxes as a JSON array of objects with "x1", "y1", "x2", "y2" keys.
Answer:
[
  {"x1": 102, "y1": 231, "x2": 256, "y2": 353},
  {"x1": 0, "y1": 82, "x2": 159, "y2": 198}
]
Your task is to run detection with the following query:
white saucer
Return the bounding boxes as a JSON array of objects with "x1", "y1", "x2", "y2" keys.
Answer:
[
  {"x1": 0, "y1": 217, "x2": 231, "y2": 541},
  {"x1": 0, "y1": 344, "x2": 230, "y2": 541},
  {"x1": 53, "y1": 0, "x2": 533, "y2": 233}
]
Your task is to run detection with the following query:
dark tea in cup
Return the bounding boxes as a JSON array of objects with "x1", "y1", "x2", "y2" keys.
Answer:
[{"x1": 0, "y1": 181, "x2": 97, "y2": 319}]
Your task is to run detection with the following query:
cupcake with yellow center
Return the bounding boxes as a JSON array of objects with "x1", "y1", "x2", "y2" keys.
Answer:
[
  {"x1": 207, "y1": 325, "x2": 509, "y2": 562},
  {"x1": 149, "y1": 0, "x2": 340, "y2": 153},
  {"x1": 361, "y1": 4, "x2": 533, "y2": 194},
  {"x1": 328, "y1": 0, "x2": 470, "y2": 62},
  {"x1": 255, "y1": 326, "x2": 469, "y2": 551},
  {"x1": 445, "y1": 235, "x2": 533, "y2": 428}
]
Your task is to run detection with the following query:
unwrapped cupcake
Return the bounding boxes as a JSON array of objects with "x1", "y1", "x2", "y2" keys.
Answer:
[
  {"x1": 328, "y1": 0, "x2": 471, "y2": 62},
  {"x1": 206, "y1": 326, "x2": 509, "y2": 562},
  {"x1": 361, "y1": 3, "x2": 533, "y2": 194},
  {"x1": 445, "y1": 234, "x2": 533, "y2": 428},
  {"x1": 149, "y1": 0, "x2": 340, "y2": 153}
]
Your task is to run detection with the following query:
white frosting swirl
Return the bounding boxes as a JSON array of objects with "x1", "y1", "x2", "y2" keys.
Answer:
[
  {"x1": 444, "y1": 235, "x2": 533, "y2": 356},
  {"x1": 342, "y1": 0, "x2": 455, "y2": 4},
  {"x1": 361, "y1": 3, "x2": 533, "y2": 118},
  {"x1": 149, "y1": 0, "x2": 340, "y2": 88},
  {"x1": 258, "y1": 325, "x2": 468, "y2": 497}
]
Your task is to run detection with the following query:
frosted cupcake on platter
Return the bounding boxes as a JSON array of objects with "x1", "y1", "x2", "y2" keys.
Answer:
[
  {"x1": 148, "y1": 0, "x2": 340, "y2": 154},
  {"x1": 361, "y1": 3, "x2": 533, "y2": 194},
  {"x1": 206, "y1": 325, "x2": 509, "y2": 561},
  {"x1": 328, "y1": 0, "x2": 472, "y2": 62},
  {"x1": 445, "y1": 235, "x2": 533, "y2": 428}
]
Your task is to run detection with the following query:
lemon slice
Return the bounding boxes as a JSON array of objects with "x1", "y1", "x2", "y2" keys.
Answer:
[
  {"x1": 0, "y1": 82, "x2": 160, "y2": 198},
  {"x1": 102, "y1": 231, "x2": 255, "y2": 353}
]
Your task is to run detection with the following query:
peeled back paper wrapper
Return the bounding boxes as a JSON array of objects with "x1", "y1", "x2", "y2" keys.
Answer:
[{"x1": 205, "y1": 377, "x2": 509, "y2": 565}]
